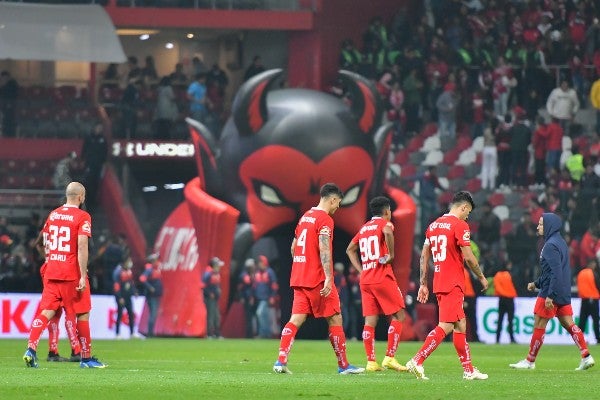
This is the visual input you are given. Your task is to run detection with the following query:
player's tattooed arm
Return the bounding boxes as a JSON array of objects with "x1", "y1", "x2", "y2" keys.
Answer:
[
  {"x1": 419, "y1": 243, "x2": 431, "y2": 286},
  {"x1": 319, "y1": 234, "x2": 332, "y2": 280}
]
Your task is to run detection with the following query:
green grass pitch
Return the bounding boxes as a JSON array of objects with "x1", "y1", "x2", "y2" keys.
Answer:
[{"x1": 0, "y1": 338, "x2": 595, "y2": 399}]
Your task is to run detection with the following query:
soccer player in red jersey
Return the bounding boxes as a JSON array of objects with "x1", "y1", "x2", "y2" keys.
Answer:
[
  {"x1": 23, "y1": 182, "x2": 106, "y2": 368},
  {"x1": 273, "y1": 183, "x2": 364, "y2": 374},
  {"x1": 406, "y1": 191, "x2": 489, "y2": 380},
  {"x1": 346, "y1": 196, "x2": 408, "y2": 372},
  {"x1": 38, "y1": 260, "x2": 81, "y2": 362}
]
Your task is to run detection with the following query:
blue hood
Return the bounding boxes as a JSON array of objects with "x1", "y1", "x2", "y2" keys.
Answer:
[{"x1": 543, "y1": 212, "x2": 562, "y2": 241}]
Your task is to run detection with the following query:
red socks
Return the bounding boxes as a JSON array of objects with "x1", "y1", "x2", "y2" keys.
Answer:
[
  {"x1": 77, "y1": 320, "x2": 91, "y2": 359},
  {"x1": 453, "y1": 331, "x2": 473, "y2": 373},
  {"x1": 362, "y1": 325, "x2": 376, "y2": 361},
  {"x1": 527, "y1": 327, "x2": 545, "y2": 362},
  {"x1": 329, "y1": 325, "x2": 349, "y2": 369},
  {"x1": 567, "y1": 324, "x2": 590, "y2": 358},
  {"x1": 27, "y1": 314, "x2": 49, "y2": 351},
  {"x1": 414, "y1": 326, "x2": 446, "y2": 365},
  {"x1": 386, "y1": 320, "x2": 403, "y2": 357},
  {"x1": 277, "y1": 322, "x2": 298, "y2": 364},
  {"x1": 65, "y1": 313, "x2": 81, "y2": 355},
  {"x1": 47, "y1": 314, "x2": 61, "y2": 353}
]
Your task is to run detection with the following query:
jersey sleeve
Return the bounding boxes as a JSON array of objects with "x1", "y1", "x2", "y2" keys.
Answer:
[
  {"x1": 317, "y1": 215, "x2": 333, "y2": 238},
  {"x1": 78, "y1": 212, "x2": 92, "y2": 237},
  {"x1": 454, "y1": 219, "x2": 471, "y2": 247}
]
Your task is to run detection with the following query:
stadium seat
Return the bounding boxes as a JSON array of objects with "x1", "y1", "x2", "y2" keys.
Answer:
[
  {"x1": 394, "y1": 149, "x2": 409, "y2": 165},
  {"x1": 422, "y1": 150, "x2": 443, "y2": 166},
  {"x1": 447, "y1": 165, "x2": 465, "y2": 180},
  {"x1": 487, "y1": 192, "x2": 505, "y2": 207},
  {"x1": 443, "y1": 148, "x2": 461, "y2": 164},
  {"x1": 465, "y1": 178, "x2": 481, "y2": 193},
  {"x1": 421, "y1": 135, "x2": 441, "y2": 152},
  {"x1": 437, "y1": 191, "x2": 454, "y2": 207},
  {"x1": 492, "y1": 205, "x2": 510, "y2": 221},
  {"x1": 472, "y1": 136, "x2": 484, "y2": 152},
  {"x1": 437, "y1": 176, "x2": 449, "y2": 190},
  {"x1": 456, "y1": 148, "x2": 477, "y2": 165},
  {"x1": 400, "y1": 164, "x2": 417, "y2": 178}
]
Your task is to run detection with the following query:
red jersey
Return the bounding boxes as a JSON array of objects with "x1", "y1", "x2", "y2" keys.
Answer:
[
  {"x1": 425, "y1": 214, "x2": 470, "y2": 294},
  {"x1": 290, "y1": 207, "x2": 334, "y2": 288},
  {"x1": 351, "y1": 217, "x2": 396, "y2": 285},
  {"x1": 42, "y1": 204, "x2": 92, "y2": 281}
]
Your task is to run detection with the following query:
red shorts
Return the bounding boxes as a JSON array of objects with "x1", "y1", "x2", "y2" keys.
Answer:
[
  {"x1": 436, "y1": 286, "x2": 465, "y2": 323},
  {"x1": 533, "y1": 296, "x2": 573, "y2": 319},
  {"x1": 360, "y1": 276, "x2": 405, "y2": 317},
  {"x1": 40, "y1": 278, "x2": 91, "y2": 315},
  {"x1": 291, "y1": 284, "x2": 341, "y2": 318}
]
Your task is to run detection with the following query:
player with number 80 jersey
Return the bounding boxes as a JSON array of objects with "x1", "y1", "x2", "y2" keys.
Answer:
[{"x1": 425, "y1": 214, "x2": 471, "y2": 294}]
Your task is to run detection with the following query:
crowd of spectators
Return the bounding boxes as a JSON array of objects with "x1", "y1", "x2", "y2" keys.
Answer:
[{"x1": 334, "y1": 1, "x2": 600, "y2": 306}]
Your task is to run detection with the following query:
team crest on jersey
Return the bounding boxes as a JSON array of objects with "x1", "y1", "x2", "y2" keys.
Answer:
[
  {"x1": 319, "y1": 226, "x2": 332, "y2": 237},
  {"x1": 462, "y1": 230, "x2": 470, "y2": 242},
  {"x1": 82, "y1": 221, "x2": 91, "y2": 234}
]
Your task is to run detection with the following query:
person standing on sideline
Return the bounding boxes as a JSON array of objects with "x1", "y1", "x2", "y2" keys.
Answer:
[
  {"x1": 577, "y1": 258, "x2": 600, "y2": 344},
  {"x1": 202, "y1": 257, "x2": 223, "y2": 338},
  {"x1": 238, "y1": 258, "x2": 256, "y2": 338},
  {"x1": 494, "y1": 261, "x2": 517, "y2": 344},
  {"x1": 254, "y1": 255, "x2": 278, "y2": 338},
  {"x1": 510, "y1": 213, "x2": 595, "y2": 371},
  {"x1": 112, "y1": 257, "x2": 139, "y2": 339},
  {"x1": 405, "y1": 191, "x2": 489, "y2": 380},
  {"x1": 139, "y1": 253, "x2": 163, "y2": 337},
  {"x1": 273, "y1": 183, "x2": 364, "y2": 375},
  {"x1": 346, "y1": 196, "x2": 408, "y2": 373},
  {"x1": 23, "y1": 182, "x2": 106, "y2": 368}
]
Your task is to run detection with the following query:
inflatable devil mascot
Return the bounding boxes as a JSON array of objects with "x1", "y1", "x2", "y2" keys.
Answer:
[{"x1": 139, "y1": 69, "x2": 416, "y2": 338}]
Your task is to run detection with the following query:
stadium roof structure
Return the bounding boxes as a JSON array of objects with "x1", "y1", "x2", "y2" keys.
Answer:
[{"x1": 0, "y1": 3, "x2": 126, "y2": 63}]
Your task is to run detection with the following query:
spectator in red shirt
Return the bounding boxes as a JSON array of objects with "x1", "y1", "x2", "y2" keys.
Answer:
[
  {"x1": 545, "y1": 118, "x2": 564, "y2": 175},
  {"x1": 532, "y1": 116, "x2": 548, "y2": 188}
]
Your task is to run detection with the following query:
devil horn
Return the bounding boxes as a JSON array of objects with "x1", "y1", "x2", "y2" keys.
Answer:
[
  {"x1": 338, "y1": 70, "x2": 382, "y2": 135},
  {"x1": 232, "y1": 69, "x2": 283, "y2": 135}
]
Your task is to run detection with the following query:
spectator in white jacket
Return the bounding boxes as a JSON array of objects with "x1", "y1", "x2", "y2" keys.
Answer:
[{"x1": 546, "y1": 79, "x2": 580, "y2": 136}]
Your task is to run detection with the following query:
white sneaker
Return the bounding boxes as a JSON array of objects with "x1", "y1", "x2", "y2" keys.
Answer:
[
  {"x1": 115, "y1": 334, "x2": 124, "y2": 340},
  {"x1": 463, "y1": 367, "x2": 488, "y2": 380},
  {"x1": 575, "y1": 355, "x2": 595, "y2": 371},
  {"x1": 509, "y1": 359, "x2": 535, "y2": 369},
  {"x1": 406, "y1": 358, "x2": 429, "y2": 380},
  {"x1": 132, "y1": 332, "x2": 145, "y2": 339}
]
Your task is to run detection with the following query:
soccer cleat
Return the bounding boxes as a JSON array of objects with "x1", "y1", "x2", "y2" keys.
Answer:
[
  {"x1": 382, "y1": 356, "x2": 408, "y2": 372},
  {"x1": 70, "y1": 353, "x2": 81, "y2": 362},
  {"x1": 80, "y1": 356, "x2": 107, "y2": 368},
  {"x1": 23, "y1": 348, "x2": 39, "y2": 368},
  {"x1": 575, "y1": 355, "x2": 595, "y2": 371},
  {"x1": 366, "y1": 361, "x2": 384, "y2": 372},
  {"x1": 47, "y1": 352, "x2": 69, "y2": 362},
  {"x1": 406, "y1": 358, "x2": 429, "y2": 380},
  {"x1": 338, "y1": 364, "x2": 365, "y2": 374},
  {"x1": 463, "y1": 367, "x2": 489, "y2": 380},
  {"x1": 509, "y1": 359, "x2": 535, "y2": 369},
  {"x1": 273, "y1": 361, "x2": 292, "y2": 374}
]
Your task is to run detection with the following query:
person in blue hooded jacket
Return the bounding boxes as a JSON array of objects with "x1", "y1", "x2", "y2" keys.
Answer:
[{"x1": 510, "y1": 213, "x2": 595, "y2": 371}]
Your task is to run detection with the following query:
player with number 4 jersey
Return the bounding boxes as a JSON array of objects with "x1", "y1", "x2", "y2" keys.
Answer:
[
  {"x1": 405, "y1": 191, "x2": 489, "y2": 381},
  {"x1": 347, "y1": 196, "x2": 407, "y2": 373},
  {"x1": 273, "y1": 183, "x2": 364, "y2": 375}
]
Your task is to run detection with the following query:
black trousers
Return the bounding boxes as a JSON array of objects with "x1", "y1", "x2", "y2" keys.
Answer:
[
  {"x1": 496, "y1": 296, "x2": 515, "y2": 343},
  {"x1": 578, "y1": 298, "x2": 600, "y2": 342}
]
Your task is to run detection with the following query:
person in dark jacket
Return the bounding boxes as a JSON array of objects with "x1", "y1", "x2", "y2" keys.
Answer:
[
  {"x1": 139, "y1": 253, "x2": 163, "y2": 337},
  {"x1": 203, "y1": 257, "x2": 224, "y2": 338},
  {"x1": 510, "y1": 213, "x2": 595, "y2": 371}
]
